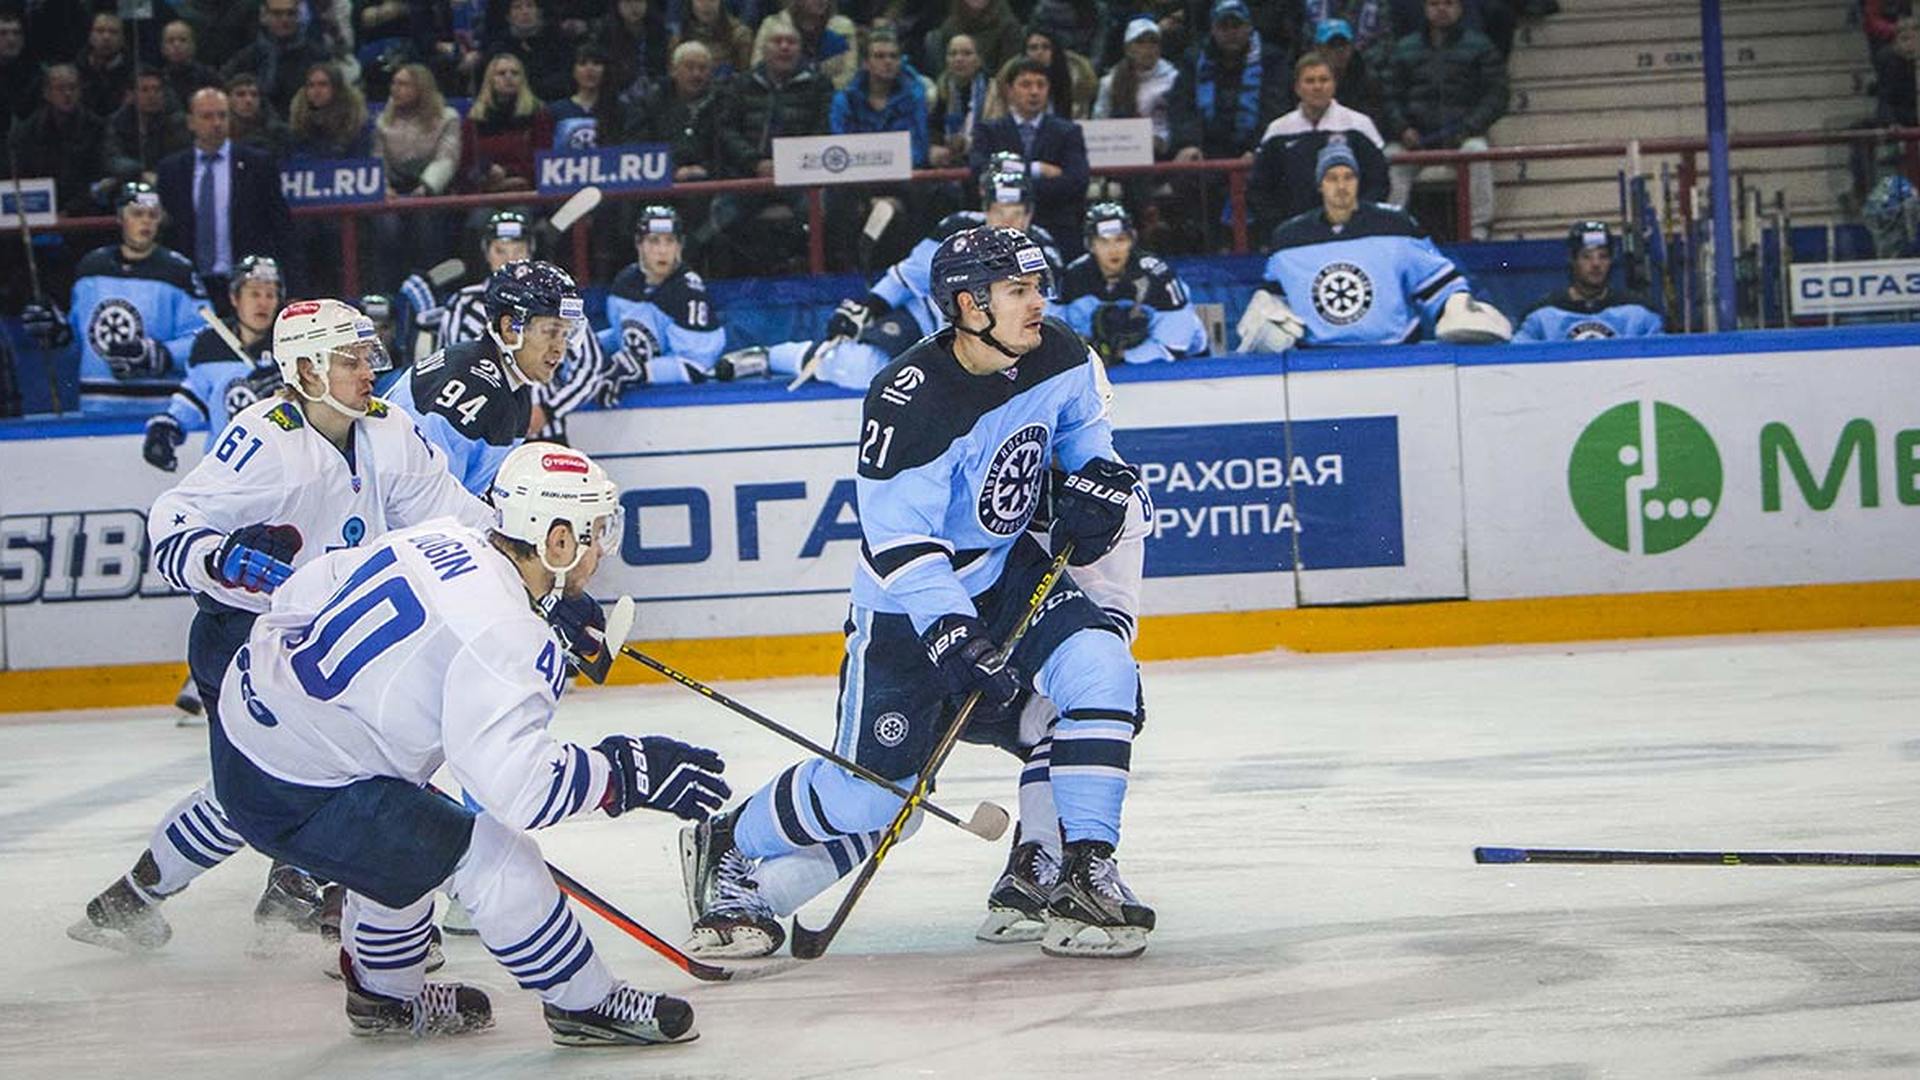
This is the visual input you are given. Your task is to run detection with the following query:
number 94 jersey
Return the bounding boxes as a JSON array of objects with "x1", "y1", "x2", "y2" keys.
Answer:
[
  {"x1": 221, "y1": 522, "x2": 612, "y2": 831},
  {"x1": 147, "y1": 396, "x2": 495, "y2": 614}
]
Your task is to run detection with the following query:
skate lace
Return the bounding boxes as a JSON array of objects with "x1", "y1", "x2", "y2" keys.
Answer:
[
  {"x1": 709, "y1": 850, "x2": 775, "y2": 918},
  {"x1": 412, "y1": 983, "x2": 461, "y2": 1035},
  {"x1": 600, "y1": 985, "x2": 660, "y2": 1026},
  {"x1": 1030, "y1": 846, "x2": 1063, "y2": 889},
  {"x1": 1086, "y1": 854, "x2": 1136, "y2": 905}
]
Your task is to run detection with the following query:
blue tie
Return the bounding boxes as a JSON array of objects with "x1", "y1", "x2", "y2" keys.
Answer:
[
  {"x1": 196, "y1": 151, "x2": 219, "y2": 273},
  {"x1": 1020, "y1": 121, "x2": 1037, "y2": 159}
]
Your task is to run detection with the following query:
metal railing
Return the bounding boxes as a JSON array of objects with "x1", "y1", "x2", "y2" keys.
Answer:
[{"x1": 34, "y1": 126, "x2": 1920, "y2": 296}]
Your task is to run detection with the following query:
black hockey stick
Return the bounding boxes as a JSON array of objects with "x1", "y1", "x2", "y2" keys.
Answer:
[
  {"x1": 548, "y1": 861, "x2": 801, "y2": 982},
  {"x1": 8, "y1": 140, "x2": 61, "y2": 414},
  {"x1": 789, "y1": 544, "x2": 1075, "y2": 961},
  {"x1": 1475, "y1": 846, "x2": 1920, "y2": 868},
  {"x1": 618, "y1": 643, "x2": 1010, "y2": 841}
]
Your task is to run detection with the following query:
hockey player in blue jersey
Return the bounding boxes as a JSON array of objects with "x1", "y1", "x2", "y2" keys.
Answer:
[
  {"x1": 594, "y1": 205, "x2": 732, "y2": 394},
  {"x1": 754, "y1": 154, "x2": 1064, "y2": 390},
  {"x1": 1237, "y1": 141, "x2": 1512, "y2": 352},
  {"x1": 433, "y1": 210, "x2": 603, "y2": 441},
  {"x1": 387, "y1": 260, "x2": 586, "y2": 493},
  {"x1": 205, "y1": 444, "x2": 728, "y2": 1044},
  {"x1": 1055, "y1": 202, "x2": 1209, "y2": 364},
  {"x1": 1514, "y1": 220, "x2": 1665, "y2": 341},
  {"x1": 63, "y1": 181, "x2": 210, "y2": 415},
  {"x1": 682, "y1": 226, "x2": 1155, "y2": 959},
  {"x1": 142, "y1": 255, "x2": 284, "y2": 472},
  {"x1": 71, "y1": 298, "x2": 496, "y2": 956}
]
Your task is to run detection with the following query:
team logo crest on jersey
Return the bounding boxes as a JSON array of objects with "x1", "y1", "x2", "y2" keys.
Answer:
[
  {"x1": 1567, "y1": 320, "x2": 1616, "y2": 340},
  {"x1": 1311, "y1": 262, "x2": 1374, "y2": 326},
  {"x1": 87, "y1": 297, "x2": 146, "y2": 357},
  {"x1": 873, "y1": 711, "x2": 909, "y2": 748},
  {"x1": 620, "y1": 318, "x2": 660, "y2": 361},
  {"x1": 879, "y1": 365, "x2": 924, "y2": 406},
  {"x1": 977, "y1": 423, "x2": 1049, "y2": 536},
  {"x1": 265, "y1": 402, "x2": 304, "y2": 430},
  {"x1": 222, "y1": 375, "x2": 264, "y2": 418},
  {"x1": 364, "y1": 398, "x2": 390, "y2": 418}
]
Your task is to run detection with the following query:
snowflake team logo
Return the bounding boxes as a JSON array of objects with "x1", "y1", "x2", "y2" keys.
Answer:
[
  {"x1": 976, "y1": 423, "x2": 1049, "y2": 536},
  {"x1": 873, "y1": 712, "x2": 909, "y2": 748},
  {"x1": 620, "y1": 318, "x2": 659, "y2": 362},
  {"x1": 1310, "y1": 262, "x2": 1373, "y2": 326},
  {"x1": 223, "y1": 376, "x2": 263, "y2": 418},
  {"x1": 1567, "y1": 320, "x2": 1616, "y2": 340},
  {"x1": 88, "y1": 298, "x2": 145, "y2": 357}
]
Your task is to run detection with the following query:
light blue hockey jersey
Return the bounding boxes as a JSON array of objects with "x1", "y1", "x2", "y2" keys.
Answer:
[
  {"x1": 1054, "y1": 250, "x2": 1209, "y2": 363},
  {"x1": 595, "y1": 262, "x2": 726, "y2": 371},
  {"x1": 162, "y1": 322, "x2": 278, "y2": 446},
  {"x1": 70, "y1": 243, "x2": 208, "y2": 415},
  {"x1": 1514, "y1": 292, "x2": 1665, "y2": 341},
  {"x1": 852, "y1": 319, "x2": 1114, "y2": 633},
  {"x1": 1262, "y1": 204, "x2": 1467, "y2": 345}
]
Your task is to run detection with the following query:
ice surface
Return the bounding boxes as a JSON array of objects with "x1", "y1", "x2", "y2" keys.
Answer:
[{"x1": 7, "y1": 629, "x2": 1920, "y2": 1078}]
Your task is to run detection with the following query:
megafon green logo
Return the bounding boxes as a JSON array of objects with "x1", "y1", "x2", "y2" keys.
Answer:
[{"x1": 1568, "y1": 401, "x2": 1723, "y2": 553}]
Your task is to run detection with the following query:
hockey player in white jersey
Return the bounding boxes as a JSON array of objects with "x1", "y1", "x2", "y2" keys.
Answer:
[
  {"x1": 142, "y1": 255, "x2": 285, "y2": 472},
  {"x1": 209, "y1": 444, "x2": 729, "y2": 1044},
  {"x1": 594, "y1": 204, "x2": 733, "y2": 393},
  {"x1": 70, "y1": 298, "x2": 496, "y2": 955},
  {"x1": 434, "y1": 210, "x2": 604, "y2": 442},
  {"x1": 1237, "y1": 140, "x2": 1511, "y2": 352},
  {"x1": 750, "y1": 155, "x2": 1064, "y2": 390}
]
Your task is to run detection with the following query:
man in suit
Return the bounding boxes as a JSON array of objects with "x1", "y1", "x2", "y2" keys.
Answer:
[
  {"x1": 158, "y1": 87, "x2": 295, "y2": 315},
  {"x1": 968, "y1": 58, "x2": 1091, "y2": 258}
]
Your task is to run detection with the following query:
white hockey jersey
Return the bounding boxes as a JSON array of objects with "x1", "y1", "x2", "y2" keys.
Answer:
[
  {"x1": 221, "y1": 522, "x2": 613, "y2": 832},
  {"x1": 147, "y1": 395, "x2": 494, "y2": 613}
]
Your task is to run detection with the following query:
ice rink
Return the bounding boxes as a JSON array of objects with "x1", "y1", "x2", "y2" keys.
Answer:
[{"x1": 6, "y1": 628, "x2": 1920, "y2": 1079}]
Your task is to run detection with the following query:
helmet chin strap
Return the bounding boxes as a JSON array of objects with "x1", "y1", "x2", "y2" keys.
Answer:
[
  {"x1": 536, "y1": 537, "x2": 588, "y2": 605},
  {"x1": 294, "y1": 354, "x2": 372, "y2": 419},
  {"x1": 954, "y1": 289, "x2": 1025, "y2": 360}
]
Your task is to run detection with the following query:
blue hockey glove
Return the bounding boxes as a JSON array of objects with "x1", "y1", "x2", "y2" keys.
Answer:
[
  {"x1": 207, "y1": 523, "x2": 302, "y2": 593},
  {"x1": 542, "y1": 593, "x2": 634, "y2": 684},
  {"x1": 1051, "y1": 459, "x2": 1137, "y2": 566},
  {"x1": 397, "y1": 272, "x2": 436, "y2": 319},
  {"x1": 595, "y1": 734, "x2": 730, "y2": 821},
  {"x1": 143, "y1": 414, "x2": 186, "y2": 471},
  {"x1": 922, "y1": 613, "x2": 1022, "y2": 707}
]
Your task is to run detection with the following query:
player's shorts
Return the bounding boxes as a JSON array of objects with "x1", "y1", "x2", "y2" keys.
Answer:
[
  {"x1": 837, "y1": 534, "x2": 1120, "y2": 781},
  {"x1": 187, "y1": 601, "x2": 257, "y2": 724},
  {"x1": 208, "y1": 663, "x2": 475, "y2": 909}
]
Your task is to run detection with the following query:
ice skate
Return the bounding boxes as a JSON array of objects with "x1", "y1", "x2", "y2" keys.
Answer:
[
  {"x1": 441, "y1": 893, "x2": 479, "y2": 936},
  {"x1": 685, "y1": 817, "x2": 784, "y2": 958},
  {"x1": 1041, "y1": 841, "x2": 1153, "y2": 959},
  {"x1": 544, "y1": 983, "x2": 697, "y2": 1047},
  {"x1": 678, "y1": 809, "x2": 737, "y2": 924},
  {"x1": 173, "y1": 676, "x2": 204, "y2": 727},
  {"x1": 976, "y1": 832, "x2": 1061, "y2": 944},
  {"x1": 253, "y1": 862, "x2": 327, "y2": 932},
  {"x1": 67, "y1": 852, "x2": 172, "y2": 953},
  {"x1": 341, "y1": 950, "x2": 493, "y2": 1037}
]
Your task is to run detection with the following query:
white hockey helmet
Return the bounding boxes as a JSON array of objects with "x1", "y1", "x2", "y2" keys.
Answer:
[
  {"x1": 489, "y1": 443, "x2": 622, "y2": 596},
  {"x1": 273, "y1": 298, "x2": 391, "y2": 418}
]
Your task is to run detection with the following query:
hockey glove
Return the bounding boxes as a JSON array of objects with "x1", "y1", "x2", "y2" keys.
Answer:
[
  {"x1": 104, "y1": 337, "x2": 172, "y2": 379},
  {"x1": 922, "y1": 613, "x2": 1022, "y2": 708},
  {"x1": 21, "y1": 301, "x2": 71, "y2": 349},
  {"x1": 825, "y1": 295, "x2": 881, "y2": 341},
  {"x1": 1051, "y1": 458, "x2": 1138, "y2": 566},
  {"x1": 595, "y1": 734, "x2": 730, "y2": 821},
  {"x1": 712, "y1": 345, "x2": 769, "y2": 381},
  {"x1": 143, "y1": 414, "x2": 186, "y2": 471},
  {"x1": 1089, "y1": 301, "x2": 1152, "y2": 364},
  {"x1": 1235, "y1": 286, "x2": 1305, "y2": 353},
  {"x1": 397, "y1": 272, "x2": 436, "y2": 320},
  {"x1": 543, "y1": 594, "x2": 635, "y2": 684},
  {"x1": 207, "y1": 523, "x2": 302, "y2": 593}
]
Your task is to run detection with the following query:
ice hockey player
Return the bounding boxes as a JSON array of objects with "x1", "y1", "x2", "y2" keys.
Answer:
[
  {"x1": 754, "y1": 154, "x2": 1064, "y2": 390},
  {"x1": 1513, "y1": 220, "x2": 1665, "y2": 341},
  {"x1": 1237, "y1": 141, "x2": 1511, "y2": 351},
  {"x1": 387, "y1": 260, "x2": 586, "y2": 493},
  {"x1": 1054, "y1": 202, "x2": 1209, "y2": 364},
  {"x1": 142, "y1": 255, "x2": 284, "y2": 473},
  {"x1": 434, "y1": 209, "x2": 603, "y2": 442},
  {"x1": 594, "y1": 204, "x2": 731, "y2": 395},
  {"x1": 70, "y1": 298, "x2": 497, "y2": 956},
  {"x1": 683, "y1": 226, "x2": 1155, "y2": 960},
  {"x1": 208, "y1": 443, "x2": 729, "y2": 1044},
  {"x1": 48, "y1": 181, "x2": 209, "y2": 415}
]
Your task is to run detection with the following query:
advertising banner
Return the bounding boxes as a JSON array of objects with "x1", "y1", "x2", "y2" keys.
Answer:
[
  {"x1": 279, "y1": 158, "x2": 386, "y2": 206},
  {"x1": 771, "y1": 132, "x2": 913, "y2": 187},
  {"x1": 1080, "y1": 119, "x2": 1154, "y2": 168},
  {"x1": 535, "y1": 143, "x2": 674, "y2": 195},
  {"x1": 1787, "y1": 259, "x2": 1920, "y2": 318},
  {"x1": 0, "y1": 177, "x2": 57, "y2": 229}
]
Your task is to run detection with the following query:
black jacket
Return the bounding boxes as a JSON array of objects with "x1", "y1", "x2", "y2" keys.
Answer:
[
  {"x1": 1380, "y1": 24, "x2": 1510, "y2": 143},
  {"x1": 157, "y1": 141, "x2": 296, "y2": 284},
  {"x1": 720, "y1": 64, "x2": 834, "y2": 172},
  {"x1": 967, "y1": 113, "x2": 1091, "y2": 254}
]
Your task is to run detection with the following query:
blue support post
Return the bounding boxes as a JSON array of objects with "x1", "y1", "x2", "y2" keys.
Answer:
[{"x1": 1701, "y1": 0, "x2": 1739, "y2": 331}]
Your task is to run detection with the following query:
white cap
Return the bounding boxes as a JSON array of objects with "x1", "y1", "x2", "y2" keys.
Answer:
[{"x1": 1124, "y1": 16, "x2": 1159, "y2": 43}]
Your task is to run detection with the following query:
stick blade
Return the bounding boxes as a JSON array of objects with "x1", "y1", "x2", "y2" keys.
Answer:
[
  {"x1": 426, "y1": 258, "x2": 466, "y2": 288},
  {"x1": 788, "y1": 920, "x2": 831, "y2": 960},
  {"x1": 549, "y1": 185, "x2": 604, "y2": 232},
  {"x1": 1473, "y1": 846, "x2": 1528, "y2": 864},
  {"x1": 965, "y1": 802, "x2": 1011, "y2": 842}
]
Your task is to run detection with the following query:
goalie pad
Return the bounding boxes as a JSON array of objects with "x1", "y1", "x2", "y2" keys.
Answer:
[
  {"x1": 1234, "y1": 288, "x2": 1305, "y2": 353},
  {"x1": 1435, "y1": 292, "x2": 1513, "y2": 344}
]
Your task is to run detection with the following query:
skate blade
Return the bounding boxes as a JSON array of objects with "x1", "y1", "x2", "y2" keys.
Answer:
[
  {"x1": 975, "y1": 907, "x2": 1047, "y2": 944},
  {"x1": 1039, "y1": 917, "x2": 1149, "y2": 959},
  {"x1": 685, "y1": 925, "x2": 782, "y2": 960},
  {"x1": 549, "y1": 1021, "x2": 699, "y2": 1048},
  {"x1": 677, "y1": 825, "x2": 702, "y2": 926},
  {"x1": 66, "y1": 918, "x2": 166, "y2": 955}
]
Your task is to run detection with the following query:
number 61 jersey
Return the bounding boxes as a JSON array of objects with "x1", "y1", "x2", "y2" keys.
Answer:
[{"x1": 147, "y1": 396, "x2": 496, "y2": 614}]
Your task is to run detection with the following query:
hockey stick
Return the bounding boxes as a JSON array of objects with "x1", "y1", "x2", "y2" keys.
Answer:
[
  {"x1": 789, "y1": 543, "x2": 1075, "y2": 960},
  {"x1": 197, "y1": 306, "x2": 252, "y2": 361},
  {"x1": 786, "y1": 335, "x2": 847, "y2": 391},
  {"x1": 617, "y1": 643, "x2": 1010, "y2": 841},
  {"x1": 547, "y1": 184, "x2": 604, "y2": 234},
  {"x1": 548, "y1": 861, "x2": 801, "y2": 983},
  {"x1": 8, "y1": 142, "x2": 61, "y2": 414},
  {"x1": 1475, "y1": 846, "x2": 1920, "y2": 868}
]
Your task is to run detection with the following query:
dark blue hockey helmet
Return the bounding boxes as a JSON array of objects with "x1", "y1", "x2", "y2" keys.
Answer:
[
  {"x1": 117, "y1": 179, "x2": 162, "y2": 213},
  {"x1": 634, "y1": 203, "x2": 683, "y2": 239},
  {"x1": 981, "y1": 153, "x2": 1034, "y2": 209},
  {"x1": 482, "y1": 208, "x2": 534, "y2": 255},
  {"x1": 1084, "y1": 201, "x2": 1134, "y2": 243},
  {"x1": 1567, "y1": 219, "x2": 1614, "y2": 256},
  {"x1": 229, "y1": 254, "x2": 282, "y2": 297},
  {"x1": 931, "y1": 227, "x2": 1054, "y2": 358},
  {"x1": 483, "y1": 260, "x2": 585, "y2": 340}
]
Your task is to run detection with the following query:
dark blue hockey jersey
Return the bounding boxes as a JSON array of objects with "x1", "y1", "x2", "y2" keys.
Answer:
[{"x1": 385, "y1": 336, "x2": 532, "y2": 494}]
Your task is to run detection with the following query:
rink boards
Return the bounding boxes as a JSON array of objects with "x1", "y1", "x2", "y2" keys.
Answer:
[{"x1": 2, "y1": 324, "x2": 1918, "y2": 707}]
